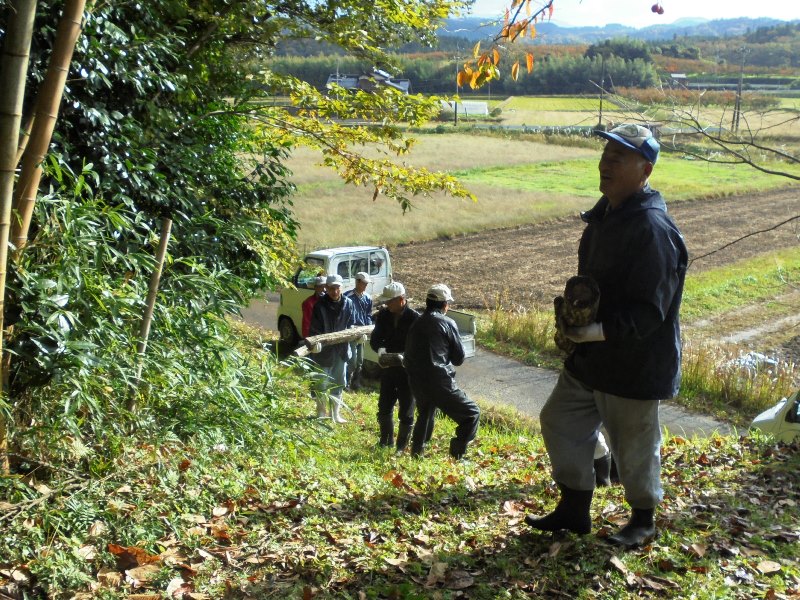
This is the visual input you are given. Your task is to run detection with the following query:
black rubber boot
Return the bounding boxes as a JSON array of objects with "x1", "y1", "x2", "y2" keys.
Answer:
[
  {"x1": 525, "y1": 485, "x2": 593, "y2": 535},
  {"x1": 609, "y1": 456, "x2": 620, "y2": 484},
  {"x1": 449, "y1": 438, "x2": 467, "y2": 460},
  {"x1": 378, "y1": 419, "x2": 394, "y2": 448},
  {"x1": 396, "y1": 423, "x2": 412, "y2": 452},
  {"x1": 594, "y1": 454, "x2": 612, "y2": 487},
  {"x1": 351, "y1": 367, "x2": 362, "y2": 391},
  {"x1": 607, "y1": 508, "x2": 657, "y2": 548}
]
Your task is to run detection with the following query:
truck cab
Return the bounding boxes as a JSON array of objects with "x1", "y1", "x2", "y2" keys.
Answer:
[
  {"x1": 277, "y1": 246, "x2": 478, "y2": 368},
  {"x1": 750, "y1": 389, "x2": 800, "y2": 443},
  {"x1": 278, "y1": 246, "x2": 392, "y2": 348}
]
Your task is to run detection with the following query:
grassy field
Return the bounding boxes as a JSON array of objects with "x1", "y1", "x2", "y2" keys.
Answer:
[
  {"x1": 682, "y1": 248, "x2": 800, "y2": 321},
  {"x1": 288, "y1": 130, "x2": 799, "y2": 248},
  {"x1": 498, "y1": 96, "x2": 605, "y2": 111}
]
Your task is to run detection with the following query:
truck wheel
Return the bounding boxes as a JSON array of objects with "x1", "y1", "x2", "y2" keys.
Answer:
[{"x1": 278, "y1": 317, "x2": 299, "y2": 350}]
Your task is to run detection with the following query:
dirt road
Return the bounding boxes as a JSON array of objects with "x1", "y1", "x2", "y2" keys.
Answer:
[{"x1": 391, "y1": 188, "x2": 800, "y2": 356}]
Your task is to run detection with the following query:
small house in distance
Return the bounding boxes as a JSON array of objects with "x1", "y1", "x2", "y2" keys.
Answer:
[
  {"x1": 668, "y1": 73, "x2": 688, "y2": 88},
  {"x1": 326, "y1": 69, "x2": 411, "y2": 94}
]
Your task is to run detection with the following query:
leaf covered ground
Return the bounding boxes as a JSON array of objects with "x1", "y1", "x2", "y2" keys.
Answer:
[{"x1": 1, "y1": 389, "x2": 799, "y2": 600}]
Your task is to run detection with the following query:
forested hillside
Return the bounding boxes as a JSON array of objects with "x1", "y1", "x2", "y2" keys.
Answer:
[{"x1": 270, "y1": 21, "x2": 800, "y2": 97}]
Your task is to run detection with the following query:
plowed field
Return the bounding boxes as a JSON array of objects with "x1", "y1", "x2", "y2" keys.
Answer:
[{"x1": 391, "y1": 188, "x2": 800, "y2": 358}]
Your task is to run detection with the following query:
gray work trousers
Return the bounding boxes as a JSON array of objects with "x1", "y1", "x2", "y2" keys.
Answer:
[
  {"x1": 540, "y1": 369, "x2": 664, "y2": 509},
  {"x1": 314, "y1": 357, "x2": 347, "y2": 401}
]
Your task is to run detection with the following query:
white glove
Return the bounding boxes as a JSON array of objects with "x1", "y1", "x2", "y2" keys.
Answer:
[
  {"x1": 563, "y1": 322, "x2": 605, "y2": 344},
  {"x1": 309, "y1": 342, "x2": 323, "y2": 354},
  {"x1": 377, "y1": 347, "x2": 386, "y2": 357}
]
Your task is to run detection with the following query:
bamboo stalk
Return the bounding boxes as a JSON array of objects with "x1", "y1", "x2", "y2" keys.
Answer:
[
  {"x1": 10, "y1": 0, "x2": 87, "y2": 253},
  {"x1": 0, "y1": 0, "x2": 39, "y2": 474},
  {"x1": 128, "y1": 217, "x2": 173, "y2": 412}
]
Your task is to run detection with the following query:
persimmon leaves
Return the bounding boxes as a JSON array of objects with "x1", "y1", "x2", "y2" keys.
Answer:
[{"x1": 457, "y1": 0, "x2": 552, "y2": 88}]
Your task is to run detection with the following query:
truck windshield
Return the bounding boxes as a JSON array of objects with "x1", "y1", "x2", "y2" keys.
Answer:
[{"x1": 295, "y1": 257, "x2": 326, "y2": 288}]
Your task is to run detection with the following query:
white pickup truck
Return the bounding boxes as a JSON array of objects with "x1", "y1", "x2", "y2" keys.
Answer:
[
  {"x1": 750, "y1": 389, "x2": 800, "y2": 442},
  {"x1": 277, "y1": 246, "x2": 476, "y2": 364}
]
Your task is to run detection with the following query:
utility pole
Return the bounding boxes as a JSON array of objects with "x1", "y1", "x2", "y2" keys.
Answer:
[
  {"x1": 598, "y1": 54, "x2": 606, "y2": 129},
  {"x1": 453, "y1": 56, "x2": 459, "y2": 126},
  {"x1": 731, "y1": 46, "x2": 748, "y2": 133}
]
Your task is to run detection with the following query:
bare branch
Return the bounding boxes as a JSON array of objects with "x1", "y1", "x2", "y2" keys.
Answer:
[{"x1": 689, "y1": 214, "x2": 800, "y2": 267}]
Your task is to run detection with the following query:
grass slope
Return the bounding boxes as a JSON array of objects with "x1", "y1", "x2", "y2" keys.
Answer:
[{"x1": 3, "y1": 381, "x2": 798, "y2": 599}]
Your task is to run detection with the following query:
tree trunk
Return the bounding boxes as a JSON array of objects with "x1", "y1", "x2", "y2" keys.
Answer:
[
  {"x1": 0, "y1": 0, "x2": 39, "y2": 474},
  {"x1": 293, "y1": 324, "x2": 374, "y2": 357},
  {"x1": 10, "y1": 0, "x2": 87, "y2": 253},
  {"x1": 128, "y1": 217, "x2": 172, "y2": 412}
]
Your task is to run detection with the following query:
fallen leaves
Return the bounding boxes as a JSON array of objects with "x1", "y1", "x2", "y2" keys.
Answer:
[{"x1": 3, "y1": 416, "x2": 799, "y2": 599}]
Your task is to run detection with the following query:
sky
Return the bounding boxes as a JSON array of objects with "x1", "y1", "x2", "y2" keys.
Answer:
[{"x1": 466, "y1": 0, "x2": 800, "y2": 29}]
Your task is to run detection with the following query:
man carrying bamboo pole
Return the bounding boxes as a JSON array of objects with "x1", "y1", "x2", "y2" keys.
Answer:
[{"x1": 308, "y1": 274, "x2": 358, "y2": 422}]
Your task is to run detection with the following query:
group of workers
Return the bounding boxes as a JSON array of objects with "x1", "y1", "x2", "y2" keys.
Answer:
[
  {"x1": 303, "y1": 271, "x2": 481, "y2": 460},
  {"x1": 300, "y1": 124, "x2": 688, "y2": 550}
]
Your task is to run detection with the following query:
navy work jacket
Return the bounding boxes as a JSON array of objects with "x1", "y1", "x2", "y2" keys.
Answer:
[
  {"x1": 566, "y1": 186, "x2": 688, "y2": 400},
  {"x1": 370, "y1": 305, "x2": 419, "y2": 354},
  {"x1": 404, "y1": 309, "x2": 465, "y2": 390},
  {"x1": 309, "y1": 294, "x2": 356, "y2": 367}
]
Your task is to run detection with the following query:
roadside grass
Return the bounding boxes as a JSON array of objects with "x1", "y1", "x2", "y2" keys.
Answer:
[
  {"x1": 3, "y1": 359, "x2": 798, "y2": 599},
  {"x1": 681, "y1": 339, "x2": 798, "y2": 424},
  {"x1": 682, "y1": 248, "x2": 800, "y2": 321},
  {"x1": 288, "y1": 133, "x2": 799, "y2": 248},
  {"x1": 476, "y1": 250, "x2": 800, "y2": 423}
]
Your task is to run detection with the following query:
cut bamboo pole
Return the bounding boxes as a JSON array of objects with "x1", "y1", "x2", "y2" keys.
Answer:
[{"x1": 293, "y1": 324, "x2": 374, "y2": 358}]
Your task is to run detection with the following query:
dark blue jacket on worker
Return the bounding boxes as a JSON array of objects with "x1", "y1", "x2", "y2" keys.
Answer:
[
  {"x1": 404, "y1": 309, "x2": 465, "y2": 389},
  {"x1": 370, "y1": 304, "x2": 419, "y2": 354},
  {"x1": 566, "y1": 185, "x2": 688, "y2": 400},
  {"x1": 345, "y1": 290, "x2": 373, "y2": 326},
  {"x1": 309, "y1": 294, "x2": 356, "y2": 367}
]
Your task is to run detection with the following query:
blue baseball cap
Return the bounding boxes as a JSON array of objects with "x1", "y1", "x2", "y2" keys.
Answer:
[{"x1": 596, "y1": 123, "x2": 660, "y2": 164}]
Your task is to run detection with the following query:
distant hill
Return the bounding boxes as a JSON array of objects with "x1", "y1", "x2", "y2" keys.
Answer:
[{"x1": 439, "y1": 16, "x2": 799, "y2": 44}]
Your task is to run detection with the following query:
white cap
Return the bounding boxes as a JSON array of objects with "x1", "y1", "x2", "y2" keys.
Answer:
[
  {"x1": 325, "y1": 274, "x2": 343, "y2": 287},
  {"x1": 426, "y1": 283, "x2": 453, "y2": 302},
  {"x1": 377, "y1": 282, "x2": 405, "y2": 302},
  {"x1": 354, "y1": 271, "x2": 372, "y2": 283},
  {"x1": 313, "y1": 275, "x2": 327, "y2": 286}
]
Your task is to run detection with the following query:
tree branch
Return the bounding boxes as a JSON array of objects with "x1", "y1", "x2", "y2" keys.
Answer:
[{"x1": 689, "y1": 214, "x2": 800, "y2": 267}]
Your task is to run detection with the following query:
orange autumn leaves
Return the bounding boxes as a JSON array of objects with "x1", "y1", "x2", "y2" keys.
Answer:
[
  {"x1": 456, "y1": 41, "x2": 534, "y2": 89},
  {"x1": 456, "y1": 0, "x2": 552, "y2": 89}
]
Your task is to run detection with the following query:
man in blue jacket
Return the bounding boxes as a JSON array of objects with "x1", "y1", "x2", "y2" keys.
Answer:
[
  {"x1": 345, "y1": 271, "x2": 374, "y2": 391},
  {"x1": 525, "y1": 124, "x2": 688, "y2": 548},
  {"x1": 309, "y1": 274, "x2": 356, "y2": 423}
]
